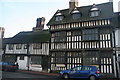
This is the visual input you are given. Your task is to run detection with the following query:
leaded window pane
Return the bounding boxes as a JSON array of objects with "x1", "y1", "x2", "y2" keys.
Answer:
[
  {"x1": 55, "y1": 16, "x2": 64, "y2": 21},
  {"x1": 82, "y1": 29, "x2": 98, "y2": 40},
  {"x1": 31, "y1": 56, "x2": 42, "y2": 64},
  {"x1": 90, "y1": 11, "x2": 99, "y2": 17},
  {"x1": 72, "y1": 13, "x2": 81, "y2": 19}
]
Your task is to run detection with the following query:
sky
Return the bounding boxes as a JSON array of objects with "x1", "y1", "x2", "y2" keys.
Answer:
[{"x1": 0, "y1": 0, "x2": 119, "y2": 38}]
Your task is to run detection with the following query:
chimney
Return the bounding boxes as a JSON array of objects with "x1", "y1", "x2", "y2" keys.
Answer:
[
  {"x1": 0, "y1": 27, "x2": 5, "y2": 39},
  {"x1": 33, "y1": 17, "x2": 45, "y2": 32},
  {"x1": 69, "y1": 0, "x2": 78, "y2": 12},
  {"x1": 0, "y1": 27, "x2": 5, "y2": 55}
]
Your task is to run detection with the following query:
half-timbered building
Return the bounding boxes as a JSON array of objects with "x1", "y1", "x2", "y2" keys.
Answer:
[
  {"x1": 113, "y1": 12, "x2": 120, "y2": 78},
  {"x1": 47, "y1": 0, "x2": 117, "y2": 77},
  {"x1": 3, "y1": 17, "x2": 50, "y2": 71}
]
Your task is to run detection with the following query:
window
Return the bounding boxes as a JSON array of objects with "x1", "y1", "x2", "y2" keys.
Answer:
[
  {"x1": 90, "y1": 4, "x2": 100, "y2": 17},
  {"x1": 33, "y1": 43, "x2": 42, "y2": 49},
  {"x1": 54, "y1": 31, "x2": 66, "y2": 42},
  {"x1": 16, "y1": 44, "x2": 22, "y2": 49},
  {"x1": 8, "y1": 44, "x2": 14, "y2": 50},
  {"x1": 55, "y1": 16, "x2": 64, "y2": 21},
  {"x1": 71, "y1": 8, "x2": 81, "y2": 19},
  {"x1": 90, "y1": 11, "x2": 99, "y2": 17},
  {"x1": 24, "y1": 44, "x2": 27, "y2": 49},
  {"x1": 72, "y1": 13, "x2": 81, "y2": 19},
  {"x1": 31, "y1": 56, "x2": 42, "y2": 64},
  {"x1": 55, "y1": 11, "x2": 64, "y2": 21},
  {"x1": 72, "y1": 66, "x2": 82, "y2": 71},
  {"x1": 19, "y1": 56, "x2": 24, "y2": 60},
  {"x1": 82, "y1": 29, "x2": 98, "y2": 41},
  {"x1": 82, "y1": 66, "x2": 92, "y2": 71},
  {"x1": 56, "y1": 52, "x2": 66, "y2": 63}
]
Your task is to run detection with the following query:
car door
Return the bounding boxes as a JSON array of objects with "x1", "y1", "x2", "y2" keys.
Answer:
[
  {"x1": 79, "y1": 66, "x2": 92, "y2": 78},
  {"x1": 69, "y1": 66, "x2": 82, "y2": 78}
]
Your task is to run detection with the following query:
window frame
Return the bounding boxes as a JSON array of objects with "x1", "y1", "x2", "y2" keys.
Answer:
[
  {"x1": 8, "y1": 44, "x2": 14, "y2": 50},
  {"x1": 33, "y1": 43, "x2": 42, "y2": 49},
  {"x1": 19, "y1": 56, "x2": 24, "y2": 60},
  {"x1": 82, "y1": 29, "x2": 99, "y2": 41},
  {"x1": 16, "y1": 44, "x2": 22, "y2": 49},
  {"x1": 90, "y1": 10, "x2": 100, "y2": 17},
  {"x1": 55, "y1": 15, "x2": 64, "y2": 21},
  {"x1": 72, "y1": 13, "x2": 81, "y2": 19}
]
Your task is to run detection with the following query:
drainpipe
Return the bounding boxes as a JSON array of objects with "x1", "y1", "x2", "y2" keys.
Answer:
[
  {"x1": 113, "y1": 30, "x2": 119, "y2": 78},
  {"x1": 27, "y1": 44, "x2": 30, "y2": 71}
]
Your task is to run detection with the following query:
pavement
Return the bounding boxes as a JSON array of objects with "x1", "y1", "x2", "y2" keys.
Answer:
[{"x1": 18, "y1": 70, "x2": 59, "y2": 77}]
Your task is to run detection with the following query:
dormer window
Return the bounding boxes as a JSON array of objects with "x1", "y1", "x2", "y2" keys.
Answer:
[
  {"x1": 90, "y1": 4, "x2": 100, "y2": 17},
  {"x1": 55, "y1": 10, "x2": 64, "y2": 21},
  {"x1": 71, "y1": 8, "x2": 81, "y2": 19}
]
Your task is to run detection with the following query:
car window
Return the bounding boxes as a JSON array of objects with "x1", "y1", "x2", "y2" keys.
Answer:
[
  {"x1": 82, "y1": 66, "x2": 92, "y2": 71},
  {"x1": 72, "y1": 66, "x2": 82, "y2": 71},
  {"x1": 3, "y1": 62, "x2": 9, "y2": 65},
  {"x1": 0, "y1": 62, "x2": 2, "y2": 65}
]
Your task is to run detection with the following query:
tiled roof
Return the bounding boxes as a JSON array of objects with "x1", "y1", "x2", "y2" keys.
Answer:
[
  {"x1": 3, "y1": 29, "x2": 50, "y2": 44},
  {"x1": 47, "y1": 2, "x2": 114, "y2": 25}
]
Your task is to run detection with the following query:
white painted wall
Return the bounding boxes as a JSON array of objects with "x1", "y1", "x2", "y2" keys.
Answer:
[
  {"x1": 17, "y1": 56, "x2": 28, "y2": 70},
  {"x1": 115, "y1": 29, "x2": 120, "y2": 47},
  {"x1": 5, "y1": 44, "x2": 27, "y2": 54},
  {"x1": 115, "y1": 28, "x2": 120, "y2": 78}
]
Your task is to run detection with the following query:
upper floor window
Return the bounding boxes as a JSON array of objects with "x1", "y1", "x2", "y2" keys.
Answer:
[
  {"x1": 90, "y1": 4, "x2": 100, "y2": 17},
  {"x1": 33, "y1": 43, "x2": 42, "y2": 49},
  {"x1": 55, "y1": 16, "x2": 64, "y2": 21},
  {"x1": 72, "y1": 13, "x2": 81, "y2": 19},
  {"x1": 55, "y1": 10, "x2": 64, "y2": 21},
  {"x1": 24, "y1": 44, "x2": 27, "y2": 49},
  {"x1": 16, "y1": 44, "x2": 22, "y2": 49},
  {"x1": 82, "y1": 29, "x2": 99, "y2": 41},
  {"x1": 8, "y1": 44, "x2": 14, "y2": 50},
  {"x1": 54, "y1": 31, "x2": 66, "y2": 42},
  {"x1": 71, "y1": 8, "x2": 81, "y2": 19}
]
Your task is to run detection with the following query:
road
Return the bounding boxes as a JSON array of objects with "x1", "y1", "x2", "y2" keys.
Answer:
[
  {"x1": 1, "y1": 71, "x2": 119, "y2": 80},
  {"x1": 1, "y1": 71, "x2": 58, "y2": 80}
]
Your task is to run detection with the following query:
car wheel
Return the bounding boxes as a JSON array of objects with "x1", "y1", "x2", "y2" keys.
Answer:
[
  {"x1": 89, "y1": 75, "x2": 97, "y2": 80},
  {"x1": 63, "y1": 74, "x2": 69, "y2": 79}
]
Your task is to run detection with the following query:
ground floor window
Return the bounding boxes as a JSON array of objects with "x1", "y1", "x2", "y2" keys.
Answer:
[
  {"x1": 50, "y1": 50, "x2": 113, "y2": 74},
  {"x1": 31, "y1": 56, "x2": 42, "y2": 65},
  {"x1": 3, "y1": 55, "x2": 16, "y2": 63}
]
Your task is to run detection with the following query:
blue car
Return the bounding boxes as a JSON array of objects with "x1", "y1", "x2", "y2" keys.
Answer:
[
  {"x1": 0, "y1": 62, "x2": 18, "y2": 72},
  {"x1": 60, "y1": 66, "x2": 100, "y2": 80}
]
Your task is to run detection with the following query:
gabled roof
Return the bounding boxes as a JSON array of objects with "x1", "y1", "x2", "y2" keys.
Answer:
[
  {"x1": 47, "y1": 2, "x2": 114, "y2": 25},
  {"x1": 3, "y1": 29, "x2": 50, "y2": 44}
]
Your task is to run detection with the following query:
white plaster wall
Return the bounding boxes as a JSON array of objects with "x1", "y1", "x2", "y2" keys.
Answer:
[
  {"x1": 115, "y1": 29, "x2": 120, "y2": 47},
  {"x1": 5, "y1": 44, "x2": 27, "y2": 54},
  {"x1": 115, "y1": 28, "x2": 120, "y2": 78},
  {"x1": 17, "y1": 56, "x2": 28, "y2": 70},
  {"x1": 42, "y1": 43, "x2": 49, "y2": 55}
]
